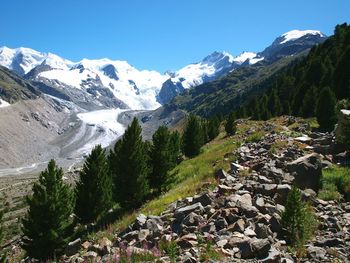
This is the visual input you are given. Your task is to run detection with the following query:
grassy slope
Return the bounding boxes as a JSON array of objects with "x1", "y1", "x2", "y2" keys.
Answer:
[{"x1": 90, "y1": 128, "x2": 243, "y2": 241}]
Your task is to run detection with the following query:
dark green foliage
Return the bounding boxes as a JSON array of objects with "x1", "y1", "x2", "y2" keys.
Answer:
[
  {"x1": 267, "y1": 88, "x2": 282, "y2": 117},
  {"x1": 110, "y1": 118, "x2": 149, "y2": 208},
  {"x1": 316, "y1": 87, "x2": 337, "y2": 131},
  {"x1": 149, "y1": 126, "x2": 178, "y2": 194},
  {"x1": 21, "y1": 160, "x2": 74, "y2": 260},
  {"x1": 168, "y1": 24, "x2": 350, "y2": 121},
  {"x1": 301, "y1": 86, "x2": 317, "y2": 117},
  {"x1": 225, "y1": 112, "x2": 236, "y2": 136},
  {"x1": 75, "y1": 145, "x2": 113, "y2": 224},
  {"x1": 281, "y1": 186, "x2": 317, "y2": 250},
  {"x1": 207, "y1": 117, "x2": 220, "y2": 141},
  {"x1": 169, "y1": 131, "x2": 182, "y2": 164},
  {"x1": 182, "y1": 115, "x2": 204, "y2": 157}
]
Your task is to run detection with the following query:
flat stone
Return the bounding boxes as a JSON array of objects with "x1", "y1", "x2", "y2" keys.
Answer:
[{"x1": 175, "y1": 202, "x2": 204, "y2": 220}]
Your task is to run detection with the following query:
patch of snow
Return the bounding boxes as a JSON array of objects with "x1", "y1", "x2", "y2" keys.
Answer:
[
  {"x1": 0, "y1": 98, "x2": 10, "y2": 108},
  {"x1": 233, "y1": 52, "x2": 257, "y2": 64},
  {"x1": 280, "y1": 30, "x2": 325, "y2": 44},
  {"x1": 341, "y1": 109, "x2": 350, "y2": 116},
  {"x1": 249, "y1": 57, "x2": 264, "y2": 64}
]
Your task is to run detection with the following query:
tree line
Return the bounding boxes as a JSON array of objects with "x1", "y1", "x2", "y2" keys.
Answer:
[
  {"x1": 231, "y1": 23, "x2": 350, "y2": 131},
  {"x1": 17, "y1": 115, "x2": 222, "y2": 260}
]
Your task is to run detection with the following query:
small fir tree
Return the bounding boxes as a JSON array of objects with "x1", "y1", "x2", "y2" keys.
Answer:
[
  {"x1": 281, "y1": 186, "x2": 317, "y2": 250},
  {"x1": 75, "y1": 145, "x2": 113, "y2": 224},
  {"x1": 207, "y1": 117, "x2": 220, "y2": 141},
  {"x1": 225, "y1": 112, "x2": 236, "y2": 136},
  {"x1": 21, "y1": 160, "x2": 74, "y2": 260}
]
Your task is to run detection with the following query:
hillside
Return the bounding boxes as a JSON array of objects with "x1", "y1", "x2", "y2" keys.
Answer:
[
  {"x1": 0, "y1": 66, "x2": 39, "y2": 103},
  {"x1": 15, "y1": 116, "x2": 346, "y2": 262},
  {"x1": 165, "y1": 24, "x2": 350, "y2": 119},
  {"x1": 167, "y1": 53, "x2": 304, "y2": 117}
]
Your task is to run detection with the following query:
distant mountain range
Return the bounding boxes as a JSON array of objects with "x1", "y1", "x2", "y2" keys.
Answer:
[{"x1": 0, "y1": 30, "x2": 326, "y2": 110}]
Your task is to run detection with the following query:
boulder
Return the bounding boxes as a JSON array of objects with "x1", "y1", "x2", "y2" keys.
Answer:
[
  {"x1": 286, "y1": 153, "x2": 322, "y2": 191},
  {"x1": 192, "y1": 193, "x2": 212, "y2": 207},
  {"x1": 215, "y1": 169, "x2": 229, "y2": 179},
  {"x1": 175, "y1": 203, "x2": 204, "y2": 220},
  {"x1": 65, "y1": 238, "x2": 81, "y2": 257}
]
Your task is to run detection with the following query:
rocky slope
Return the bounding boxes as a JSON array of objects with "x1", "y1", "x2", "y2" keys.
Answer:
[{"x1": 57, "y1": 117, "x2": 349, "y2": 263}]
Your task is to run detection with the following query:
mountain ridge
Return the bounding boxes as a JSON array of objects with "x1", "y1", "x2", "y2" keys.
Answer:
[{"x1": 0, "y1": 29, "x2": 327, "y2": 109}]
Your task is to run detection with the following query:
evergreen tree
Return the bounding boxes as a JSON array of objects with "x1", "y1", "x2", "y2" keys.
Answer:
[
  {"x1": 260, "y1": 94, "x2": 271, "y2": 120},
  {"x1": 22, "y1": 160, "x2": 74, "y2": 260},
  {"x1": 149, "y1": 126, "x2": 173, "y2": 194},
  {"x1": 110, "y1": 118, "x2": 149, "y2": 208},
  {"x1": 75, "y1": 145, "x2": 113, "y2": 224},
  {"x1": 201, "y1": 119, "x2": 209, "y2": 143},
  {"x1": 301, "y1": 86, "x2": 317, "y2": 117},
  {"x1": 225, "y1": 112, "x2": 236, "y2": 136},
  {"x1": 316, "y1": 87, "x2": 337, "y2": 131},
  {"x1": 268, "y1": 89, "x2": 282, "y2": 117},
  {"x1": 182, "y1": 115, "x2": 203, "y2": 157},
  {"x1": 169, "y1": 131, "x2": 181, "y2": 165},
  {"x1": 207, "y1": 117, "x2": 220, "y2": 141},
  {"x1": 281, "y1": 186, "x2": 317, "y2": 249}
]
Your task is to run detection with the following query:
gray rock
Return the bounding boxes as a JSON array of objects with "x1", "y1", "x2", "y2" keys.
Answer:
[
  {"x1": 230, "y1": 218, "x2": 245, "y2": 233},
  {"x1": 182, "y1": 212, "x2": 203, "y2": 227},
  {"x1": 193, "y1": 193, "x2": 212, "y2": 207},
  {"x1": 175, "y1": 202, "x2": 204, "y2": 220},
  {"x1": 307, "y1": 245, "x2": 326, "y2": 260},
  {"x1": 251, "y1": 238, "x2": 271, "y2": 258},
  {"x1": 65, "y1": 238, "x2": 81, "y2": 257},
  {"x1": 287, "y1": 153, "x2": 322, "y2": 191},
  {"x1": 255, "y1": 223, "x2": 270, "y2": 239},
  {"x1": 315, "y1": 237, "x2": 344, "y2": 247},
  {"x1": 215, "y1": 169, "x2": 229, "y2": 179},
  {"x1": 215, "y1": 217, "x2": 228, "y2": 230}
]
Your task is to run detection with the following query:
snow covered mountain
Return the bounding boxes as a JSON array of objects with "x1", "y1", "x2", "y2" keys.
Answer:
[
  {"x1": 259, "y1": 30, "x2": 327, "y2": 60},
  {"x1": 0, "y1": 29, "x2": 327, "y2": 109},
  {"x1": 157, "y1": 51, "x2": 263, "y2": 104}
]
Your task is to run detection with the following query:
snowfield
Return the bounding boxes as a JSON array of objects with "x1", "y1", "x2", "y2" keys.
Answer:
[
  {"x1": 280, "y1": 30, "x2": 325, "y2": 44},
  {"x1": 0, "y1": 99, "x2": 10, "y2": 108}
]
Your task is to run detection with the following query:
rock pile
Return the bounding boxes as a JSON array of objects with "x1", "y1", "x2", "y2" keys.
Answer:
[{"x1": 63, "y1": 125, "x2": 350, "y2": 262}]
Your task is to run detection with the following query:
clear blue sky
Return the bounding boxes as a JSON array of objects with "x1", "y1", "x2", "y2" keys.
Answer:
[{"x1": 1, "y1": 0, "x2": 349, "y2": 72}]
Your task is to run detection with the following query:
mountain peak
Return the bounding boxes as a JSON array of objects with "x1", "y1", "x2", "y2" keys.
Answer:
[
  {"x1": 279, "y1": 30, "x2": 326, "y2": 44},
  {"x1": 202, "y1": 51, "x2": 234, "y2": 64}
]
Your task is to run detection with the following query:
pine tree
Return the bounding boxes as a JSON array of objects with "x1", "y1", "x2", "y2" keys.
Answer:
[
  {"x1": 149, "y1": 126, "x2": 173, "y2": 194},
  {"x1": 182, "y1": 115, "x2": 203, "y2": 158},
  {"x1": 207, "y1": 117, "x2": 220, "y2": 141},
  {"x1": 301, "y1": 86, "x2": 317, "y2": 117},
  {"x1": 110, "y1": 118, "x2": 149, "y2": 208},
  {"x1": 22, "y1": 160, "x2": 74, "y2": 260},
  {"x1": 268, "y1": 89, "x2": 282, "y2": 117},
  {"x1": 225, "y1": 112, "x2": 236, "y2": 136},
  {"x1": 281, "y1": 186, "x2": 317, "y2": 249},
  {"x1": 169, "y1": 131, "x2": 181, "y2": 166},
  {"x1": 316, "y1": 87, "x2": 337, "y2": 131},
  {"x1": 75, "y1": 145, "x2": 113, "y2": 224}
]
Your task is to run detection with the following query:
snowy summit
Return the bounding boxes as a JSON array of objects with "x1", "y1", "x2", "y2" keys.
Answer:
[{"x1": 280, "y1": 30, "x2": 326, "y2": 44}]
